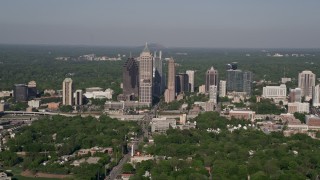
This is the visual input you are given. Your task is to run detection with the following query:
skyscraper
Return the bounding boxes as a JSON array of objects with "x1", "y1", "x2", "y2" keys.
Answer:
[
  {"x1": 123, "y1": 57, "x2": 139, "y2": 100},
  {"x1": 298, "y1": 70, "x2": 315, "y2": 100},
  {"x1": 153, "y1": 51, "x2": 163, "y2": 97},
  {"x1": 14, "y1": 84, "x2": 28, "y2": 102},
  {"x1": 74, "y1": 89, "x2": 83, "y2": 106},
  {"x1": 186, "y1": 70, "x2": 195, "y2": 92},
  {"x1": 175, "y1": 73, "x2": 189, "y2": 94},
  {"x1": 205, "y1": 66, "x2": 218, "y2": 92},
  {"x1": 219, "y1": 80, "x2": 226, "y2": 97},
  {"x1": 289, "y1": 88, "x2": 302, "y2": 103},
  {"x1": 27, "y1": 80, "x2": 37, "y2": 99},
  {"x1": 313, "y1": 85, "x2": 320, "y2": 107},
  {"x1": 63, "y1": 78, "x2": 73, "y2": 106},
  {"x1": 226, "y1": 64, "x2": 253, "y2": 95},
  {"x1": 209, "y1": 85, "x2": 218, "y2": 104},
  {"x1": 139, "y1": 43, "x2": 153, "y2": 106},
  {"x1": 165, "y1": 58, "x2": 176, "y2": 103}
]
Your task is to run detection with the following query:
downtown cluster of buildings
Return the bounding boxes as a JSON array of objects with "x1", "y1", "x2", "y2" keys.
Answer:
[{"x1": 262, "y1": 70, "x2": 320, "y2": 114}]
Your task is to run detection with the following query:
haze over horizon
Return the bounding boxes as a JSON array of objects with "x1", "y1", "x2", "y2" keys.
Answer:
[{"x1": 1, "y1": 0, "x2": 320, "y2": 48}]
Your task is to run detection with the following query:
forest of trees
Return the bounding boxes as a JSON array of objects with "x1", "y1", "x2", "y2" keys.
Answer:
[
  {"x1": 0, "y1": 115, "x2": 140, "y2": 179},
  {"x1": 130, "y1": 112, "x2": 320, "y2": 179}
]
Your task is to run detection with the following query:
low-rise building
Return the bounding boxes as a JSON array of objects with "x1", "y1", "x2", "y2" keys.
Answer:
[
  {"x1": 28, "y1": 99, "x2": 41, "y2": 108},
  {"x1": 84, "y1": 88, "x2": 114, "y2": 99},
  {"x1": 287, "y1": 102, "x2": 309, "y2": 114},
  {"x1": 229, "y1": 110, "x2": 255, "y2": 121},
  {"x1": 151, "y1": 117, "x2": 176, "y2": 133}
]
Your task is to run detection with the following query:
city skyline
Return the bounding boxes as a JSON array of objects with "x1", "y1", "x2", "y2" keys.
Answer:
[{"x1": 1, "y1": 1, "x2": 320, "y2": 48}]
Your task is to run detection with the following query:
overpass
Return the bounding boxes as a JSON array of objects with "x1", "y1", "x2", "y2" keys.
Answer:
[{"x1": 3, "y1": 111, "x2": 77, "y2": 117}]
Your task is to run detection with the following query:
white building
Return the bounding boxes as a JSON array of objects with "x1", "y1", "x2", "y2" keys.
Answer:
[
  {"x1": 281, "y1": 77, "x2": 292, "y2": 84},
  {"x1": 180, "y1": 114, "x2": 187, "y2": 125},
  {"x1": 28, "y1": 100, "x2": 41, "y2": 108},
  {"x1": 186, "y1": 70, "x2": 195, "y2": 92},
  {"x1": 262, "y1": 84, "x2": 287, "y2": 103},
  {"x1": 151, "y1": 117, "x2": 176, "y2": 133},
  {"x1": 313, "y1": 85, "x2": 320, "y2": 107},
  {"x1": 219, "y1": 80, "x2": 227, "y2": 97},
  {"x1": 0, "y1": 91, "x2": 13, "y2": 98},
  {"x1": 209, "y1": 85, "x2": 218, "y2": 104},
  {"x1": 198, "y1": 84, "x2": 206, "y2": 94},
  {"x1": 298, "y1": 70, "x2": 316, "y2": 101},
  {"x1": 288, "y1": 102, "x2": 310, "y2": 114},
  {"x1": 84, "y1": 88, "x2": 113, "y2": 99}
]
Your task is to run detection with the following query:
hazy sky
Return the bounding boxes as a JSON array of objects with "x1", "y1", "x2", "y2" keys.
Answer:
[{"x1": 1, "y1": 0, "x2": 320, "y2": 48}]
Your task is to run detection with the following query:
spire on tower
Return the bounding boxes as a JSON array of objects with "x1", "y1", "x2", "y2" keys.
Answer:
[{"x1": 143, "y1": 42, "x2": 150, "y2": 53}]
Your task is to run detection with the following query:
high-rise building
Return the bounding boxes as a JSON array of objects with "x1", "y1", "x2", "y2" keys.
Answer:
[
  {"x1": 27, "y1": 80, "x2": 37, "y2": 99},
  {"x1": 153, "y1": 51, "x2": 163, "y2": 97},
  {"x1": 186, "y1": 70, "x2": 195, "y2": 92},
  {"x1": 226, "y1": 64, "x2": 252, "y2": 95},
  {"x1": 313, "y1": 85, "x2": 320, "y2": 107},
  {"x1": 219, "y1": 80, "x2": 226, "y2": 97},
  {"x1": 14, "y1": 84, "x2": 28, "y2": 102},
  {"x1": 74, "y1": 89, "x2": 83, "y2": 106},
  {"x1": 205, "y1": 67, "x2": 218, "y2": 92},
  {"x1": 175, "y1": 73, "x2": 189, "y2": 94},
  {"x1": 243, "y1": 71, "x2": 253, "y2": 95},
  {"x1": 123, "y1": 57, "x2": 139, "y2": 100},
  {"x1": 298, "y1": 70, "x2": 316, "y2": 100},
  {"x1": 227, "y1": 69, "x2": 243, "y2": 92},
  {"x1": 139, "y1": 43, "x2": 153, "y2": 106},
  {"x1": 63, "y1": 78, "x2": 73, "y2": 106},
  {"x1": 165, "y1": 58, "x2": 175, "y2": 103},
  {"x1": 209, "y1": 85, "x2": 218, "y2": 104},
  {"x1": 289, "y1": 88, "x2": 302, "y2": 103}
]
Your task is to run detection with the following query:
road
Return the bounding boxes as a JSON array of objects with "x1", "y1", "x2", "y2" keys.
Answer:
[{"x1": 106, "y1": 104, "x2": 157, "y2": 179}]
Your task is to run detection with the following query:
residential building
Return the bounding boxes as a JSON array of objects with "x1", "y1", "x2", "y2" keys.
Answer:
[
  {"x1": 205, "y1": 66, "x2": 218, "y2": 92},
  {"x1": 186, "y1": 70, "x2": 195, "y2": 92},
  {"x1": 165, "y1": 58, "x2": 175, "y2": 103},
  {"x1": 219, "y1": 80, "x2": 227, "y2": 97},
  {"x1": 123, "y1": 57, "x2": 139, "y2": 100},
  {"x1": 139, "y1": 43, "x2": 153, "y2": 106},
  {"x1": 62, "y1": 78, "x2": 73, "y2": 106},
  {"x1": 298, "y1": 70, "x2": 315, "y2": 100}
]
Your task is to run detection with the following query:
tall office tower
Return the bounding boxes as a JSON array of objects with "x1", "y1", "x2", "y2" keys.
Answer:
[
  {"x1": 289, "y1": 88, "x2": 302, "y2": 103},
  {"x1": 74, "y1": 89, "x2": 83, "y2": 106},
  {"x1": 205, "y1": 66, "x2": 219, "y2": 92},
  {"x1": 243, "y1": 71, "x2": 253, "y2": 95},
  {"x1": 123, "y1": 57, "x2": 139, "y2": 100},
  {"x1": 313, "y1": 85, "x2": 320, "y2": 107},
  {"x1": 298, "y1": 70, "x2": 316, "y2": 100},
  {"x1": 219, "y1": 80, "x2": 226, "y2": 97},
  {"x1": 175, "y1": 73, "x2": 189, "y2": 94},
  {"x1": 153, "y1": 51, "x2": 163, "y2": 97},
  {"x1": 186, "y1": 70, "x2": 195, "y2": 92},
  {"x1": 14, "y1": 84, "x2": 28, "y2": 102},
  {"x1": 209, "y1": 85, "x2": 218, "y2": 104},
  {"x1": 165, "y1": 58, "x2": 176, "y2": 103},
  {"x1": 139, "y1": 43, "x2": 153, "y2": 106},
  {"x1": 27, "y1": 80, "x2": 37, "y2": 99},
  {"x1": 63, "y1": 78, "x2": 73, "y2": 106},
  {"x1": 226, "y1": 69, "x2": 243, "y2": 92}
]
